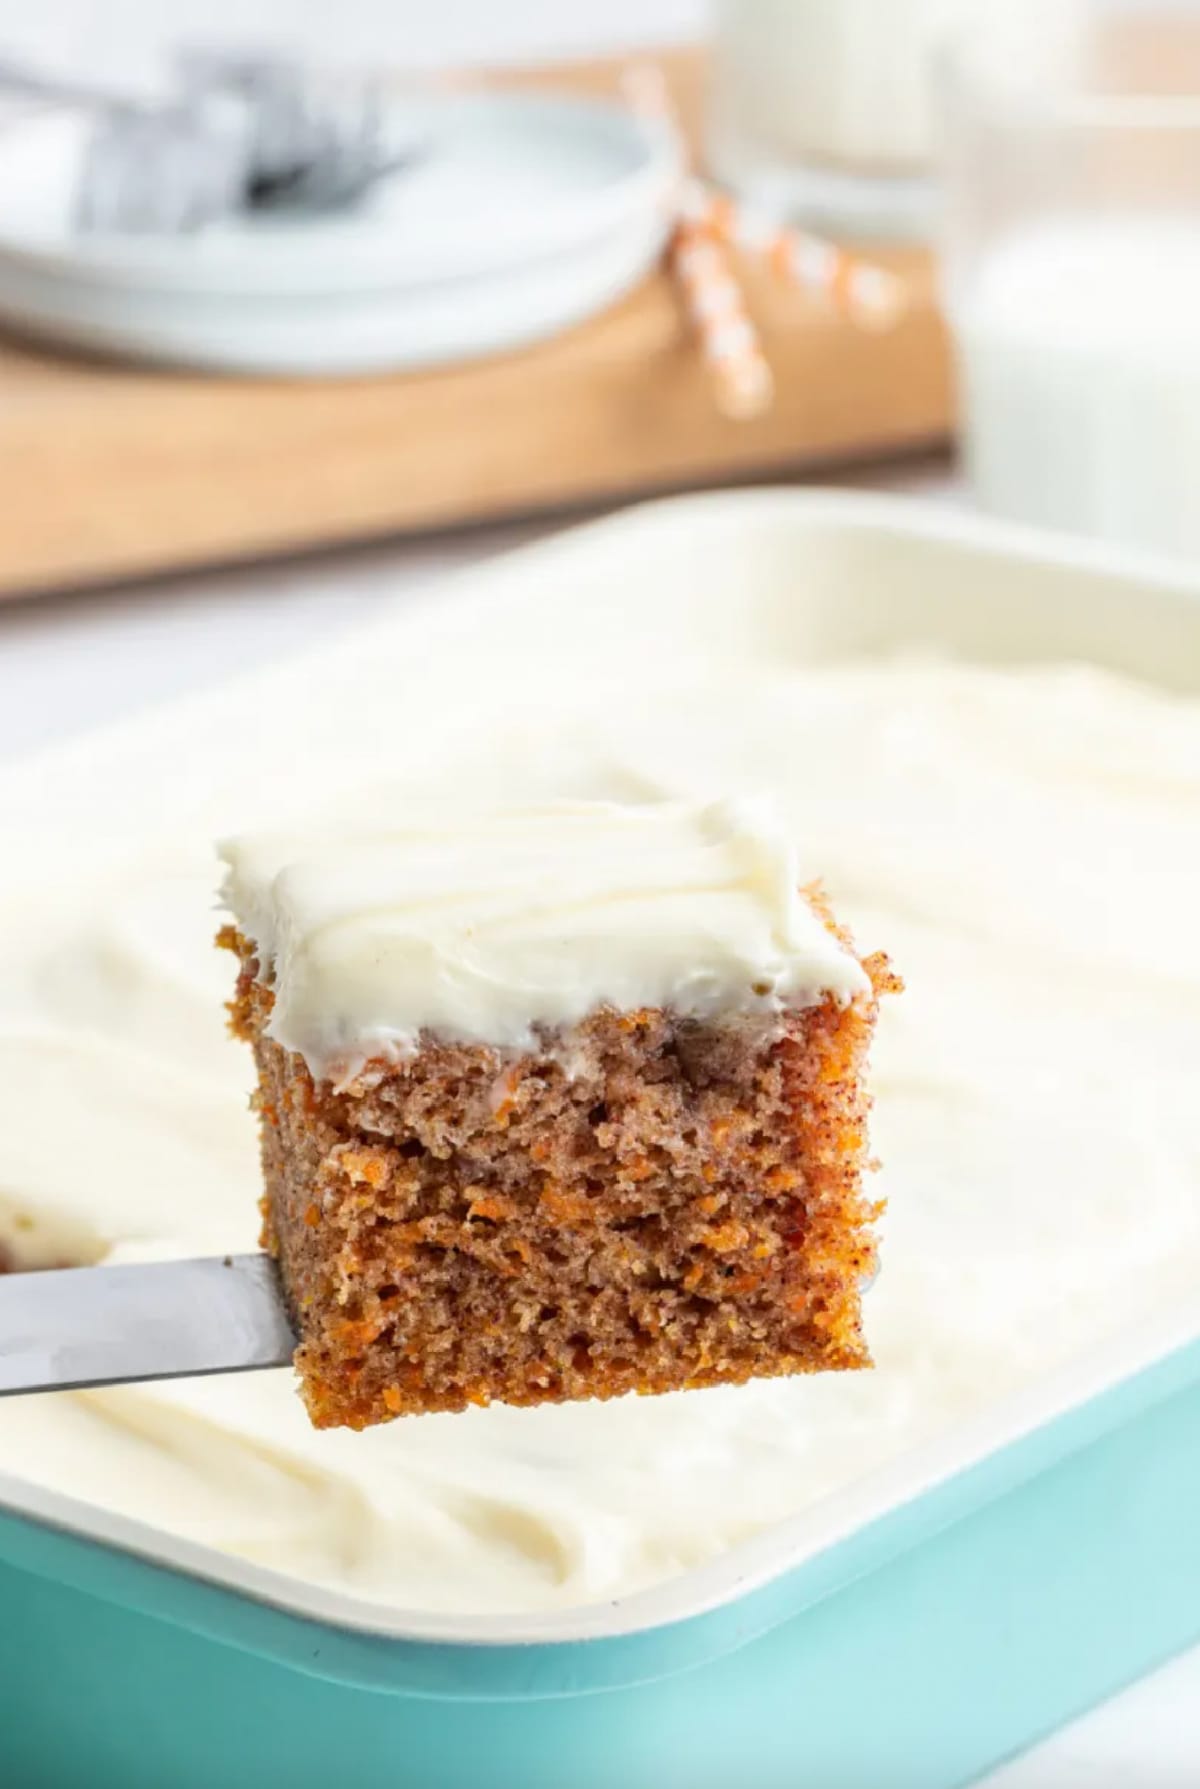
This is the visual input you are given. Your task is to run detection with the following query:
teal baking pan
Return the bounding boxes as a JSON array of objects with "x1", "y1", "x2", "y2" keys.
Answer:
[
  {"x1": 4, "y1": 493, "x2": 1200, "y2": 1788},
  {"x1": 3, "y1": 1319, "x2": 1200, "y2": 1789}
]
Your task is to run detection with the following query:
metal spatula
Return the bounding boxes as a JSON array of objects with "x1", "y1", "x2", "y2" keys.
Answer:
[{"x1": 0, "y1": 1255, "x2": 296, "y2": 1396}]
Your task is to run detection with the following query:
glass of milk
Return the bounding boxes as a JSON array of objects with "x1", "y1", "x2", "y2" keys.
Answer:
[
  {"x1": 943, "y1": 5, "x2": 1200, "y2": 560},
  {"x1": 708, "y1": 0, "x2": 1036, "y2": 238}
]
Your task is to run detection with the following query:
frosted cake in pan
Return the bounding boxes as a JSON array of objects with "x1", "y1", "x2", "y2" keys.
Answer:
[{"x1": 1, "y1": 498, "x2": 1199, "y2": 1617}]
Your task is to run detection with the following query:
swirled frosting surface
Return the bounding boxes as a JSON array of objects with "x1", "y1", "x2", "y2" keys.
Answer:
[
  {"x1": 220, "y1": 797, "x2": 869, "y2": 1075},
  {"x1": 1, "y1": 639, "x2": 1198, "y2": 1615}
]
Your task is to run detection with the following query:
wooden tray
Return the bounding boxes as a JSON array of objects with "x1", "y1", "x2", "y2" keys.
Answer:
[{"x1": 0, "y1": 53, "x2": 952, "y2": 599}]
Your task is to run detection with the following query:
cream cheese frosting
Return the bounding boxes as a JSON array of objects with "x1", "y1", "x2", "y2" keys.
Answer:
[
  {"x1": 219, "y1": 798, "x2": 870, "y2": 1077},
  {"x1": 1, "y1": 637, "x2": 1200, "y2": 1616}
]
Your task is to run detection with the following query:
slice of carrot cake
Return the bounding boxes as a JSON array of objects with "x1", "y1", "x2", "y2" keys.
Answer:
[{"x1": 219, "y1": 799, "x2": 899, "y2": 1431}]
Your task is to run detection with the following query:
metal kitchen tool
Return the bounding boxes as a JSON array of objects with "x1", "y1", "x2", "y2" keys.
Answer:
[{"x1": 0, "y1": 1255, "x2": 296, "y2": 1394}]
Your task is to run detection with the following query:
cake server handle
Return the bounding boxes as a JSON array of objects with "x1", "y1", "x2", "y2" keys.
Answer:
[{"x1": 0, "y1": 1254, "x2": 296, "y2": 1396}]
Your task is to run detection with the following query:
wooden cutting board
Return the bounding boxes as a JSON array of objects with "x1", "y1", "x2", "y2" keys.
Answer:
[{"x1": 0, "y1": 52, "x2": 952, "y2": 600}]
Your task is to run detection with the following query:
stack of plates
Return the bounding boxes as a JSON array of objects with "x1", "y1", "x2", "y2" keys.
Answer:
[{"x1": 0, "y1": 90, "x2": 680, "y2": 375}]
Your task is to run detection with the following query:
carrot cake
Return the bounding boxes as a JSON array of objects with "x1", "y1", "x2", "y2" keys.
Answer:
[{"x1": 219, "y1": 799, "x2": 898, "y2": 1431}]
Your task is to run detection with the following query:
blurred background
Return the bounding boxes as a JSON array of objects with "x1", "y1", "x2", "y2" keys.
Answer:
[
  {"x1": 3, "y1": 0, "x2": 1198, "y2": 616},
  {"x1": 1, "y1": 3, "x2": 1199, "y2": 1781},
  {"x1": 0, "y1": 1, "x2": 706, "y2": 76},
  {"x1": 0, "y1": 0, "x2": 1196, "y2": 616}
]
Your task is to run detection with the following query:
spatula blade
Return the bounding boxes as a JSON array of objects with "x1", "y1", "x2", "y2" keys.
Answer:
[{"x1": 0, "y1": 1254, "x2": 296, "y2": 1396}]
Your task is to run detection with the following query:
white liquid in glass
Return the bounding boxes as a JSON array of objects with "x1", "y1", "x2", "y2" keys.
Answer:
[
  {"x1": 713, "y1": 0, "x2": 1010, "y2": 173},
  {"x1": 955, "y1": 215, "x2": 1200, "y2": 560}
]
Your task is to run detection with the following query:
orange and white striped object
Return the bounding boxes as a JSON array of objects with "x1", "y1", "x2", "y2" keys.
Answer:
[
  {"x1": 669, "y1": 224, "x2": 775, "y2": 420},
  {"x1": 678, "y1": 179, "x2": 908, "y2": 332},
  {"x1": 622, "y1": 60, "x2": 909, "y2": 423},
  {"x1": 624, "y1": 63, "x2": 774, "y2": 419}
]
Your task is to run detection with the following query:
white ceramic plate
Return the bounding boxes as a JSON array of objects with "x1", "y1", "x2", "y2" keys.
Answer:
[
  {"x1": 0, "y1": 204, "x2": 670, "y2": 374},
  {"x1": 0, "y1": 92, "x2": 678, "y2": 292},
  {"x1": 0, "y1": 91, "x2": 679, "y2": 373}
]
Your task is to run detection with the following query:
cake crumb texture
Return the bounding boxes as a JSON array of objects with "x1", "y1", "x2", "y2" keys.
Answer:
[{"x1": 221, "y1": 917, "x2": 899, "y2": 1431}]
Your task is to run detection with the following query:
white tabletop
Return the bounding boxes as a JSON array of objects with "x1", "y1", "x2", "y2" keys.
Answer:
[{"x1": 2, "y1": 2, "x2": 1198, "y2": 1781}]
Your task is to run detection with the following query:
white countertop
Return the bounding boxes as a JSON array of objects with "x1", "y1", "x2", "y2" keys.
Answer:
[{"x1": 2, "y1": 2, "x2": 1198, "y2": 1781}]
